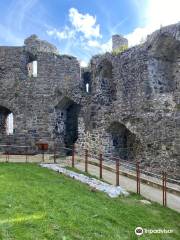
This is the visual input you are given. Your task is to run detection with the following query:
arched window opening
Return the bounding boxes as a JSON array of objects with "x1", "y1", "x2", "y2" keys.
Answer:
[{"x1": 0, "y1": 106, "x2": 14, "y2": 135}]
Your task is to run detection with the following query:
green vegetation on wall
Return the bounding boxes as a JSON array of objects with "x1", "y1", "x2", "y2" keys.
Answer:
[{"x1": 112, "y1": 45, "x2": 128, "y2": 56}]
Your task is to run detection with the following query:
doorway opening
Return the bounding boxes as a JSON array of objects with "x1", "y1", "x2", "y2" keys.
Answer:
[
  {"x1": 55, "y1": 97, "x2": 80, "y2": 153},
  {"x1": 0, "y1": 106, "x2": 14, "y2": 135},
  {"x1": 107, "y1": 122, "x2": 140, "y2": 160}
]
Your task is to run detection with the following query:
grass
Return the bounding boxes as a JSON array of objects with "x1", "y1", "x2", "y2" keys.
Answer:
[{"x1": 0, "y1": 163, "x2": 179, "y2": 240}]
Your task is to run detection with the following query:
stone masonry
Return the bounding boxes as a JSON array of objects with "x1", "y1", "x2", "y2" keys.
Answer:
[
  {"x1": 112, "y1": 34, "x2": 128, "y2": 50},
  {"x1": 0, "y1": 23, "x2": 180, "y2": 179}
]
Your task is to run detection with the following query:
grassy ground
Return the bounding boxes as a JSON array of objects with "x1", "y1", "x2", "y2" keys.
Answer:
[{"x1": 0, "y1": 163, "x2": 179, "y2": 240}]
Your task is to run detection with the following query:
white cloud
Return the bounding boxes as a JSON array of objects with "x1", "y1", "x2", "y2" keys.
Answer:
[
  {"x1": 47, "y1": 26, "x2": 76, "y2": 40},
  {"x1": 80, "y1": 60, "x2": 88, "y2": 67},
  {"x1": 101, "y1": 39, "x2": 112, "y2": 52},
  {"x1": 69, "y1": 8, "x2": 101, "y2": 39},
  {"x1": 126, "y1": 0, "x2": 180, "y2": 46},
  {"x1": 87, "y1": 39, "x2": 111, "y2": 52},
  {"x1": 126, "y1": 26, "x2": 152, "y2": 46},
  {"x1": 46, "y1": 7, "x2": 108, "y2": 63},
  {"x1": 47, "y1": 8, "x2": 101, "y2": 41},
  {"x1": 87, "y1": 40, "x2": 100, "y2": 48},
  {"x1": 147, "y1": 0, "x2": 180, "y2": 27}
]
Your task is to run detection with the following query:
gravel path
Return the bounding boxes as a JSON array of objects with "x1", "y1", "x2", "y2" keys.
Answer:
[
  {"x1": 40, "y1": 163, "x2": 129, "y2": 198},
  {"x1": 75, "y1": 162, "x2": 180, "y2": 213}
]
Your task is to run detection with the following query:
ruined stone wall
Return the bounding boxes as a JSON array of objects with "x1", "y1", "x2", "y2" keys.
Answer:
[
  {"x1": 0, "y1": 36, "x2": 82, "y2": 150},
  {"x1": 77, "y1": 23, "x2": 180, "y2": 179},
  {"x1": 112, "y1": 35, "x2": 128, "y2": 50},
  {"x1": 0, "y1": 24, "x2": 179, "y2": 179}
]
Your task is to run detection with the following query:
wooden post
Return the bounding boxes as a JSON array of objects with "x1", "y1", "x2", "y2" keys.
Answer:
[
  {"x1": 42, "y1": 149, "x2": 44, "y2": 162},
  {"x1": 163, "y1": 171, "x2": 165, "y2": 206},
  {"x1": 136, "y1": 161, "x2": 140, "y2": 194},
  {"x1": 72, "y1": 144, "x2": 75, "y2": 168},
  {"x1": 6, "y1": 152, "x2": 8, "y2": 163},
  {"x1": 54, "y1": 144, "x2": 56, "y2": 163},
  {"x1": 116, "y1": 158, "x2": 120, "y2": 186},
  {"x1": 165, "y1": 172, "x2": 167, "y2": 207},
  {"x1": 162, "y1": 171, "x2": 167, "y2": 207},
  {"x1": 26, "y1": 147, "x2": 28, "y2": 163},
  {"x1": 99, "y1": 153, "x2": 103, "y2": 179},
  {"x1": 85, "y1": 149, "x2": 88, "y2": 173}
]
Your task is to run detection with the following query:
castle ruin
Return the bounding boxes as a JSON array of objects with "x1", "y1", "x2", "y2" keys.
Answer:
[{"x1": 0, "y1": 23, "x2": 180, "y2": 179}]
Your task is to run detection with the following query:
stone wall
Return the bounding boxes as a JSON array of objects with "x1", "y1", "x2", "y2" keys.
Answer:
[
  {"x1": 112, "y1": 34, "x2": 128, "y2": 50},
  {"x1": 77, "y1": 23, "x2": 180, "y2": 179},
  {"x1": 0, "y1": 35, "x2": 82, "y2": 150},
  {"x1": 0, "y1": 24, "x2": 180, "y2": 179}
]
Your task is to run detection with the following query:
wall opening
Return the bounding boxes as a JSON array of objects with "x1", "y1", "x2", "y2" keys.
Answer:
[
  {"x1": 27, "y1": 54, "x2": 37, "y2": 77},
  {"x1": 0, "y1": 106, "x2": 14, "y2": 135},
  {"x1": 83, "y1": 71, "x2": 91, "y2": 93},
  {"x1": 54, "y1": 97, "x2": 80, "y2": 154},
  {"x1": 27, "y1": 60, "x2": 37, "y2": 77},
  {"x1": 107, "y1": 122, "x2": 140, "y2": 161},
  {"x1": 86, "y1": 83, "x2": 89, "y2": 93}
]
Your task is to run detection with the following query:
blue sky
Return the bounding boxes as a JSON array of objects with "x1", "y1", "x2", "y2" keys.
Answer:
[{"x1": 0, "y1": 0, "x2": 180, "y2": 65}]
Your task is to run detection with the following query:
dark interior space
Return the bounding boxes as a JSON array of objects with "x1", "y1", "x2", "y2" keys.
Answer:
[
  {"x1": 0, "y1": 106, "x2": 11, "y2": 134},
  {"x1": 64, "y1": 102, "x2": 80, "y2": 152},
  {"x1": 83, "y1": 71, "x2": 91, "y2": 93},
  {"x1": 55, "y1": 97, "x2": 80, "y2": 154},
  {"x1": 108, "y1": 122, "x2": 139, "y2": 160}
]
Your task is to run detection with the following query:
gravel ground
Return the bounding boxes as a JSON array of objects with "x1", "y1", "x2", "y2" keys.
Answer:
[{"x1": 40, "y1": 163, "x2": 129, "y2": 198}]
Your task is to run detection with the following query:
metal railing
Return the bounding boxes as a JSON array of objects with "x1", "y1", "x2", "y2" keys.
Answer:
[{"x1": 0, "y1": 143, "x2": 180, "y2": 208}]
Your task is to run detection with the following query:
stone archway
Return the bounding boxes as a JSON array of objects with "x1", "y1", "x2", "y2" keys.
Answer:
[
  {"x1": 0, "y1": 106, "x2": 14, "y2": 135},
  {"x1": 107, "y1": 122, "x2": 141, "y2": 161},
  {"x1": 54, "y1": 97, "x2": 81, "y2": 151}
]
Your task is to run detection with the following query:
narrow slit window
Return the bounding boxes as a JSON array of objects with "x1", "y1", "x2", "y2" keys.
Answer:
[
  {"x1": 86, "y1": 83, "x2": 89, "y2": 93},
  {"x1": 83, "y1": 71, "x2": 91, "y2": 93}
]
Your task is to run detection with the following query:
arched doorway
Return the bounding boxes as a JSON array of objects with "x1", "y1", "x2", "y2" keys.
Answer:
[
  {"x1": 0, "y1": 106, "x2": 14, "y2": 135},
  {"x1": 107, "y1": 122, "x2": 140, "y2": 161},
  {"x1": 54, "y1": 97, "x2": 80, "y2": 152}
]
